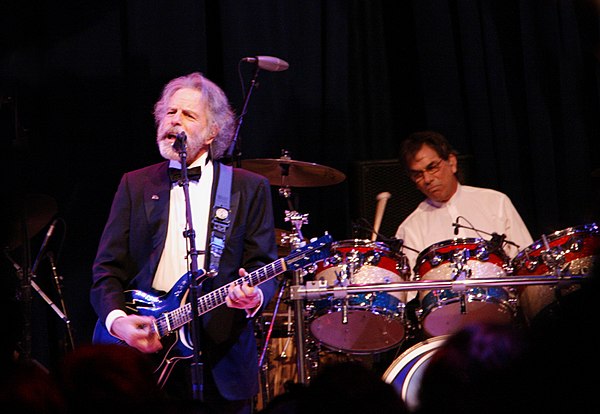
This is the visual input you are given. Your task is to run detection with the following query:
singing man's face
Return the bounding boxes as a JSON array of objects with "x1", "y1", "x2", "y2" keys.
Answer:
[{"x1": 156, "y1": 88, "x2": 215, "y2": 164}]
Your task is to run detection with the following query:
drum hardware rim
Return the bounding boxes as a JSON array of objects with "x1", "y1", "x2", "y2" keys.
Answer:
[
  {"x1": 420, "y1": 289, "x2": 516, "y2": 316},
  {"x1": 293, "y1": 275, "x2": 589, "y2": 300},
  {"x1": 414, "y1": 237, "x2": 511, "y2": 277},
  {"x1": 382, "y1": 335, "x2": 450, "y2": 383}
]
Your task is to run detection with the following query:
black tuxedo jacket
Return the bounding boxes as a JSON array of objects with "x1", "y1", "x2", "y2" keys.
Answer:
[{"x1": 91, "y1": 160, "x2": 278, "y2": 400}]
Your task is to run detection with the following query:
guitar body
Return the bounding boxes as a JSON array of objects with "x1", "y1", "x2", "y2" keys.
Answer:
[
  {"x1": 92, "y1": 273, "x2": 196, "y2": 387},
  {"x1": 92, "y1": 234, "x2": 333, "y2": 388}
]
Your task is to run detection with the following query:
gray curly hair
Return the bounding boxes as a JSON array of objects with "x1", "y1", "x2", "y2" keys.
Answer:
[{"x1": 153, "y1": 72, "x2": 236, "y2": 159}]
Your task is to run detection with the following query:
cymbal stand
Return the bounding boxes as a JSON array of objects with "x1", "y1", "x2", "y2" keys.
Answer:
[
  {"x1": 277, "y1": 184, "x2": 312, "y2": 385},
  {"x1": 3, "y1": 248, "x2": 73, "y2": 358}
]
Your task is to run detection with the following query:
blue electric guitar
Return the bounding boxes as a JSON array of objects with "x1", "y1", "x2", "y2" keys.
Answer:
[{"x1": 93, "y1": 234, "x2": 332, "y2": 388}]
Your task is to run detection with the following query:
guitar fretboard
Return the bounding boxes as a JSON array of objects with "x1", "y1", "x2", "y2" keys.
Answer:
[{"x1": 155, "y1": 258, "x2": 286, "y2": 337}]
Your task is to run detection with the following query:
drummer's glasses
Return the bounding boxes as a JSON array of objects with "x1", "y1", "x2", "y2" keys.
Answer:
[{"x1": 409, "y1": 159, "x2": 444, "y2": 182}]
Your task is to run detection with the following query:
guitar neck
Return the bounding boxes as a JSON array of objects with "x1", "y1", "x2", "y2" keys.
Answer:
[{"x1": 155, "y1": 258, "x2": 287, "y2": 337}]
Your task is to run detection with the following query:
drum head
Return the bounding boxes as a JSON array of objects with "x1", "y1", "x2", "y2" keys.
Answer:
[
  {"x1": 421, "y1": 292, "x2": 513, "y2": 337},
  {"x1": 310, "y1": 306, "x2": 405, "y2": 354}
]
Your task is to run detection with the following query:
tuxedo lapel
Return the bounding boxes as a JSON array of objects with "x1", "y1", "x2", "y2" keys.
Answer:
[{"x1": 143, "y1": 163, "x2": 171, "y2": 271}]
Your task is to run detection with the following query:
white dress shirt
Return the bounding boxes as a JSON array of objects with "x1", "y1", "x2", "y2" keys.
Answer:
[
  {"x1": 395, "y1": 184, "x2": 534, "y2": 286},
  {"x1": 153, "y1": 154, "x2": 213, "y2": 292}
]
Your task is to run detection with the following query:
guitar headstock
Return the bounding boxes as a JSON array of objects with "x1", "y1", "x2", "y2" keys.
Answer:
[{"x1": 284, "y1": 234, "x2": 333, "y2": 272}]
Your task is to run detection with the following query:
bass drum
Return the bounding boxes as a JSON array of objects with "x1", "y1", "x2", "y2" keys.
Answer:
[
  {"x1": 512, "y1": 223, "x2": 599, "y2": 324},
  {"x1": 309, "y1": 239, "x2": 410, "y2": 354},
  {"x1": 382, "y1": 336, "x2": 448, "y2": 412},
  {"x1": 414, "y1": 238, "x2": 514, "y2": 337}
]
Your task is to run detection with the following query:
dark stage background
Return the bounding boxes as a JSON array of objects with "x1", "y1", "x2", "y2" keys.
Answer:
[{"x1": 2, "y1": 0, "x2": 599, "y2": 370}]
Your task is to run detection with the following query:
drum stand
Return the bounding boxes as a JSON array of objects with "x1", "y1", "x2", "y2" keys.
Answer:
[
  {"x1": 257, "y1": 277, "x2": 289, "y2": 406},
  {"x1": 242, "y1": 150, "x2": 347, "y2": 398},
  {"x1": 255, "y1": 184, "x2": 312, "y2": 411}
]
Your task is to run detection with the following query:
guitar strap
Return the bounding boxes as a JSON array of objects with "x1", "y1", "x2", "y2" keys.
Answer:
[{"x1": 206, "y1": 162, "x2": 233, "y2": 277}]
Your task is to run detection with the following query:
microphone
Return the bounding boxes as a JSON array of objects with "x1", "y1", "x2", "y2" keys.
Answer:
[
  {"x1": 371, "y1": 192, "x2": 391, "y2": 241},
  {"x1": 172, "y1": 131, "x2": 187, "y2": 152},
  {"x1": 489, "y1": 232, "x2": 507, "y2": 253},
  {"x1": 453, "y1": 217, "x2": 460, "y2": 235},
  {"x1": 388, "y1": 237, "x2": 405, "y2": 254},
  {"x1": 242, "y1": 56, "x2": 290, "y2": 72},
  {"x1": 31, "y1": 218, "x2": 58, "y2": 275}
]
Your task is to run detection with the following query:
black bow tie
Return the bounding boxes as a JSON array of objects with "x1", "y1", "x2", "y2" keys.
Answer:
[{"x1": 168, "y1": 166, "x2": 202, "y2": 183}]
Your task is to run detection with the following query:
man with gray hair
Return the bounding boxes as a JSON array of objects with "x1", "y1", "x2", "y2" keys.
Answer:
[{"x1": 91, "y1": 72, "x2": 278, "y2": 413}]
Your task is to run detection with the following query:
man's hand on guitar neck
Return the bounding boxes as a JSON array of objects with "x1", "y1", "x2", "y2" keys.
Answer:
[
  {"x1": 226, "y1": 268, "x2": 263, "y2": 317},
  {"x1": 111, "y1": 314, "x2": 163, "y2": 353}
]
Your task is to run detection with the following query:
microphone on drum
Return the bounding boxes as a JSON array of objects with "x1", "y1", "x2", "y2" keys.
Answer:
[
  {"x1": 452, "y1": 217, "x2": 520, "y2": 249},
  {"x1": 388, "y1": 237, "x2": 405, "y2": 254},
  {"x1": 351, "y1": 217, "x2": 420, "y2": 253},
  {"x1": 352, "y1": 218, "x2": 389, "y2": 242},
  {"x1": 489, "y1": 233, "x2": 507, "y2": 252}
]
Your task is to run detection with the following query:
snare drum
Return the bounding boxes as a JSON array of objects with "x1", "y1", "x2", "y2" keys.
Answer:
[
  {"x1": 512, "y1": 223, "x2": 599, "y2": 323},
  {"x1": 414, "y1": 238, "x2": 514, "y2": 337},
  {"x1": 309, "y1": 239, "x2": 410, "y2": 354},
  {"x1": 382, "y1": 336, "x2": 447, "y2": 412}
]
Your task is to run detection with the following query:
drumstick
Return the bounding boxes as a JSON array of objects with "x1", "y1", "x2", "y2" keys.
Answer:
[{"x1": 371, "y1": 192, "x2": 391, "y2": 241}]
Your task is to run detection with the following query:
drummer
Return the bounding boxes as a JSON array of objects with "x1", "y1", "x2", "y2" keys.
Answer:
[{"x1": 395, "y1": 131, "x2": 533, "y2": 295}]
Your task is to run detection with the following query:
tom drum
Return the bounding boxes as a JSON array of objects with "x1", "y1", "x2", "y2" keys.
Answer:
[
  {"x1": 512, "y1": 223, "x2": 599, "y2": 323},
  {"x1": 414, "y1": 238, "x2": 514, "y2": 337},
  {"x1": 309, "y1": 239, "x2": 410, "y2": 354}
]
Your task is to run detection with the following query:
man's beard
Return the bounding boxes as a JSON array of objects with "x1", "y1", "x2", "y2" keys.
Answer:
[{"x1": 156, "y1": 127, "x2": 210, "y2": 163}]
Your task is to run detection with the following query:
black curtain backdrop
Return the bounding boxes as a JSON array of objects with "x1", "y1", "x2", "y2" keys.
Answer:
[{"x1": 2, "y1": 0, "x2": 599, "y2": 368}]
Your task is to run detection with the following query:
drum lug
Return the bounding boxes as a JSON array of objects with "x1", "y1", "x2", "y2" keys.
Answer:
[
  {"x1": 431, "y1": 253, "x2": 443, "y2": 267},
  {"x1": 369, "y1": 251, "x2": 382, "y2": 266},
  {"x1": 508, "y1": 297, "x2": 519, "y2": 309},
  {"x1": 475, "y1": 245, "x2": 489, "y2": 261},
  {"x1": 569, "y1": 236, "x2": 583, "y2": 252},
  {"x1": 503, "y1": 262, "x2": 515, "y2": 275},
  {"x1": 526, "y1": 258, "x2": 539, "y2": 272}
]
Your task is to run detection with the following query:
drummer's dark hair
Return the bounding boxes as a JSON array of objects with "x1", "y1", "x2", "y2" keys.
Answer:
[{"x1": 399, "y1": 131, "x2": 458, "y2": 173}]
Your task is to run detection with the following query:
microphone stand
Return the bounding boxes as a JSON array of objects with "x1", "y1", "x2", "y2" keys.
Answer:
[
  {"x1": 352, "y1": 218, "x2": 420, "y2": 253},
  {"x1": 47, "y1": 252, "x2": 76, "y2": 351},
  {"x1": 225, "y1": 62, "x2": 262, "y2": 167},
  {"x1": 174, "y1": 133, "x2": 207, "y2": 402},
  {"x1": 4, "y1": 234, "x2": 75, "y2": 360},
  {"x1": 8, "y1": 216, "x2": 33, "y2": 362}
]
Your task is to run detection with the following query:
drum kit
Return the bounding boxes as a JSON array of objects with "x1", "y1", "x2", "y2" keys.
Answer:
[{"x1": 242, "y1": 152, "x2": 600, "y2": 409}]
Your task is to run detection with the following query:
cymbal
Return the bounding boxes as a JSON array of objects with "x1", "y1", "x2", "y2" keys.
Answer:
[
  {"x1": 241, "y1": 157, "x2": 346, "y2": 187},
  {"x1": 3, "y1": 194, "x2": 57, "y2": 250}
]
